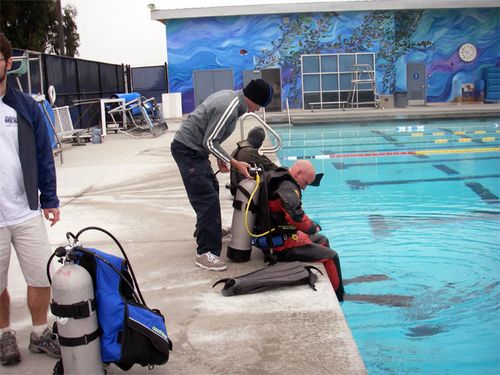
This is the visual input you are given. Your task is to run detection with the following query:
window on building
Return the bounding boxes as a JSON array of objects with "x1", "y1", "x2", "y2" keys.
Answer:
[{"x1": 301, "y1": 53, "x2": 376, "y2": 110}]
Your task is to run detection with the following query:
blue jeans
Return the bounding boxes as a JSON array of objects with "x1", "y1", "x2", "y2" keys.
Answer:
[{"x1": 171, "y1": 140, "x2": 222, "y2": 256}]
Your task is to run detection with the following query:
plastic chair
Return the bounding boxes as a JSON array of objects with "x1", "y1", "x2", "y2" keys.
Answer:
[
  {"x1": 7, "y1": 52, "x2": 29, "y2": 91},
  {"x1": 53, "y1": 106, "x2": 90, "y2": 146}
]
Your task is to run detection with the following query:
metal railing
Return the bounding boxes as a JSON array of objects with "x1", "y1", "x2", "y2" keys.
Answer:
[
  {"x1": 9, "y1": 51, "x2": 44, "y2": 94},
  {"x1": 285, "y1": 98, "x2": 291, "y2": 125},
  {"x1": 238, "y1": 112, "x2": 282, "y2": 154}
]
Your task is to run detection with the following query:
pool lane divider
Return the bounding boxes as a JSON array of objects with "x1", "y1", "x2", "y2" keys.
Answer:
[
  {"x1": 284, "y1": 135, "x2": 497, "y2": 152},
  {"x1": 279, "y1": 129, "x2": 497, "y2": 143},
  {"x1": 283, "y1": 147, "x2": 500, "y2": 160},
  {"x1": 346, "y1": 174, "x2": 500, "y2": 189},
  {"x1": 332, "y1": 155, "x2": 500, "y2": 170}
]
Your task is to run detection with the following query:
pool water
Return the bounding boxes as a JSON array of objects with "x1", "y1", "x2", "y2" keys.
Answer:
[{"x1": 275, "y1": 118, "x2": 500, "y2": 375}]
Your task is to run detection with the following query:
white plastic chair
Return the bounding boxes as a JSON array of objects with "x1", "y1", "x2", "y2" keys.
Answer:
[{"x1": 53, "y1": 106, "x2": 90, "y2": 145}]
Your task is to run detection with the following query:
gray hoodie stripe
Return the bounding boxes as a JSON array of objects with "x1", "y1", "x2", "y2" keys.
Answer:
[{"x1": 207, "y1": 96, "x2": 239, "y2": 162}]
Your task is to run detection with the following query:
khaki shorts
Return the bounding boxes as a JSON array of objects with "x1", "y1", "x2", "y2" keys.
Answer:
[{"x1": 0, "y1": 214, "x2": 52, "y2": 292}]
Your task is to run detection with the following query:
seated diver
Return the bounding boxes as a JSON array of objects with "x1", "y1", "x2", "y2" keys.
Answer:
[
  {"x1": 254, "y1": 159, "x2": 345, "y2": 301},
  {"x1": 229, "y1": 126, "x2": 278, "y2": 195}
]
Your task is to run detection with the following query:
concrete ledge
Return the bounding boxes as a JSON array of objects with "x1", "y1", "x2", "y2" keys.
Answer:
[
  {"x1": 5, "y1": 121, "x2": 366, "y2": 374},
  {"x1": 266, "y1": 103, "x2": 500, "y2": 125}
]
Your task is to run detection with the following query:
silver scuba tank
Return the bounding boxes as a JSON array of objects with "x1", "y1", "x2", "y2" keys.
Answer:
[
  {"x1": 227, "y1": 177, "x2": 259, "y2": 262},
  {"x1": 51, "y1": 262, "x2": 104, "y2": 374}
]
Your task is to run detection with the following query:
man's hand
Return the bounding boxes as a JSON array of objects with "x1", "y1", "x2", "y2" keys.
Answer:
[
  {"x1": 231, "y1": 159, "x2": 251, "y2": 178},
  {"x1": 43, "y1": 208, "x2": 60, "y2": 227},
  {"x1": 313, "y1": 221, "x2": 322, "y2": 232},
  {"x1": 217, "y1": 158, "x2": 230, "y2": 173}
]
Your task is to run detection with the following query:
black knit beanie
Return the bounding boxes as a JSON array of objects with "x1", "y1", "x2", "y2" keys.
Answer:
[
  {"x1": 243, "y1": 79, "x2": 273, "y2": 107},
  {"x1": 247, "y1": 127, "x2": 265, "y2": 148}
]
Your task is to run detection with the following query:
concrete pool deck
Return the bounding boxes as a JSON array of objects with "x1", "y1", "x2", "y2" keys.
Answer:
[
  {"x1": 5, "y1": 116, "x2": 365, "y2": 375},
  {"x1": 4, "y1": 102, "x2": 498, "y2": 374}
]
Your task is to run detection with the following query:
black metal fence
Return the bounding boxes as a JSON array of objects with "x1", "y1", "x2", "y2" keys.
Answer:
[
  {"x1": 8, "y1": 49, "x2": 169, "y2": 129},
  {"x1": 9, "y1": 48, "x2": 126, "y2": 129},
  {"x1": 131, "y1": 64, "x2": 168, "y2": 103},
  {"x1": 44, "y1": 55, "x2": 126, "y2": 129}
]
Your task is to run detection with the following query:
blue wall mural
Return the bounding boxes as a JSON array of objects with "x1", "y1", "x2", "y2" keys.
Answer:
[{"x1": 166, "y1": 8, "x2": 499, "y2": 113}]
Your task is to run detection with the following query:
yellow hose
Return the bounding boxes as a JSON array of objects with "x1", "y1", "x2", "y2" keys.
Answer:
[{"x1": 244, "y1": 173, "x2": 275, "y2": 238}]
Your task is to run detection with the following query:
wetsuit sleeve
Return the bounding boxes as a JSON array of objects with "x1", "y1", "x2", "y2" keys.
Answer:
[
  {"x1": 276, "y1": 181, "x2": 318, "y2": 234},
  {"x1": 203, "y1": 96, "x2": 240, "y2": 163}
]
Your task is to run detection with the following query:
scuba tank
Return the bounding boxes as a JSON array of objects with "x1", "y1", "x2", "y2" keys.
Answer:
[
  {"x1": 48, "y1": 228, "x2": 172, "y2": 374},
  {"x1": 227, "y1": 168, "x2": 261, "y2": 262},
  {"x1": 49, "y1": 243, "x2": 104, "y2": 374}
]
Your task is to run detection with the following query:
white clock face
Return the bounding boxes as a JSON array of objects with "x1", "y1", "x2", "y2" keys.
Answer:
[{"x1": 459, "y1": 43, "x2": 477, "y2": 62}]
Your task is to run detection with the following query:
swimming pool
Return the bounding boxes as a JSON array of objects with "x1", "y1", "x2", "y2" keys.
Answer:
[{"x1": 275, "y1": 117, "x2": 500, "y2": 375}]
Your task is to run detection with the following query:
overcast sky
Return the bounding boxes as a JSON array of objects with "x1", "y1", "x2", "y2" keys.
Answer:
[{"x1": 61, "y1": 0, "x2": 338, "y2": 67}]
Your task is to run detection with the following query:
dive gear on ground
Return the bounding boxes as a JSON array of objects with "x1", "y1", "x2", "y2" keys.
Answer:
[
  {"x1": 226, "y1": 165, "x2": 345, "y2": 301},
  {"x1": 47, "y1": 227, "x2": 172, "y2": 374},
  {"x1": 213, "y1": 261, "x2": 322, "y2": 296}
]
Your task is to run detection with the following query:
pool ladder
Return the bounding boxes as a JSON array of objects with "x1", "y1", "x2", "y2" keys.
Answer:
[{"x1": 238, "y1": 112, "x2": 282, "y2": 155}]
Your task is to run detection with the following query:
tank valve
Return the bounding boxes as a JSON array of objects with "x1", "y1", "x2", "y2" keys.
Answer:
[{"x1": 248, "y1": 167, "x2": 262, "y2": 177}]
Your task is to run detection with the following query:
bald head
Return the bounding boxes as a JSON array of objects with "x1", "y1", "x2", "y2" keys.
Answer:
[{"x1": 289, "y1": 160, "x2": 316, "y2": 190}]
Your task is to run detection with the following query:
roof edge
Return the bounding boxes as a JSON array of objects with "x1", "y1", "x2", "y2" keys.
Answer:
[{"x1": 151, "y1": 0, "x2": 499, "y2": 22}]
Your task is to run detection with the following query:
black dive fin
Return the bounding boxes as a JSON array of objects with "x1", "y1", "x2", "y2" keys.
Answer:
[{"x1": 213, "y1": 262, "x2": 322, "y2": 296}]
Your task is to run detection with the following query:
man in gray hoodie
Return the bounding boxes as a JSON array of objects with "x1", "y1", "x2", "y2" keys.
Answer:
[{"x1": 171, "y1": 79, "x2": 273, "y2": 271}]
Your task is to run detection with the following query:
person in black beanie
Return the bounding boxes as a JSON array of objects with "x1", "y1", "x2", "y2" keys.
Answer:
[
  {"x1": 243, "y1": 79, "x2": 274, "y2": 108},
  {"x1": 171, "y1": 79, "x2": 273, "y2": 271},
  {"x1": 229, "y1": 127, "x2": 278, "y2": 195}
]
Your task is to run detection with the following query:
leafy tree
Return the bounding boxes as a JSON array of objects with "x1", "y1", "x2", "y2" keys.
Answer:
[
  {"x1": 0, "y1": 0, "x2": 79, "y2": 56},
  {"x1": 48, "y1": 4, "x2": 80, "y2": 57}
]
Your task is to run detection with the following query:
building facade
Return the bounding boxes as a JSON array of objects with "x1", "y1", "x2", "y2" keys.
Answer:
[{"x1": 152, "y1": 1, "x2": 500, "y2": 113}]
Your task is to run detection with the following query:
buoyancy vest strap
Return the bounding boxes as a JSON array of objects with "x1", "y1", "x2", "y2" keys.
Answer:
[
  {"x1": 51, "y1": 298, "x2": 97, "y2": 318},
  {"x1": 237, "y1": 184, "x2": 252, "y2": 199},
  {"x1": 233, "y1": 199, "x2": 257, "y2": 213},
  {"x1": 58, "y1": 328, "x2": 100, "y2": 347}
]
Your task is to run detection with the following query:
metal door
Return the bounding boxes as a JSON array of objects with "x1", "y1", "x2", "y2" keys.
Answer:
[
  {"x1": 406, "y1": 63, "x2": 426, "y2": 106},
  {"x1": 262, "y1": 68, "x2": 282, "y2": 112},
  {"x1": 193, "y1": 69, "x2": 233, "y2": 107},
  {"x1": 213, "y1": 70, "x2": 233, "y2": 93},
  {"x1": 243, "y1": 70, "x2": 262, "y2": 87},
  {"x1": 243, "y1": 69, "x2": 282, "y2": 111}
]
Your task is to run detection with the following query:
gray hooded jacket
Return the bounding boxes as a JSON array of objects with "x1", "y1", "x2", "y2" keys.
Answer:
[{"x1": 174, "y1": 90, "x2": 247, "y2": 163}]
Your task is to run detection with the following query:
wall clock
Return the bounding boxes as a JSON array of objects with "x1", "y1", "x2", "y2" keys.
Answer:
[{"x1": 458, "y1": 43, "x2": 477, "y2": 62}]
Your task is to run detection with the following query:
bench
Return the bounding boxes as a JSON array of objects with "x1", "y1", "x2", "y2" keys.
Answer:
[{"x1": 309, "y1": 101, "x2": 348, "y2": 111}]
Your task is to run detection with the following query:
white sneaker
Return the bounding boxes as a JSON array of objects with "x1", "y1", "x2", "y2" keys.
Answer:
[{"x1": 195, "y1": 252, "x2": 227, "y2": 271}]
